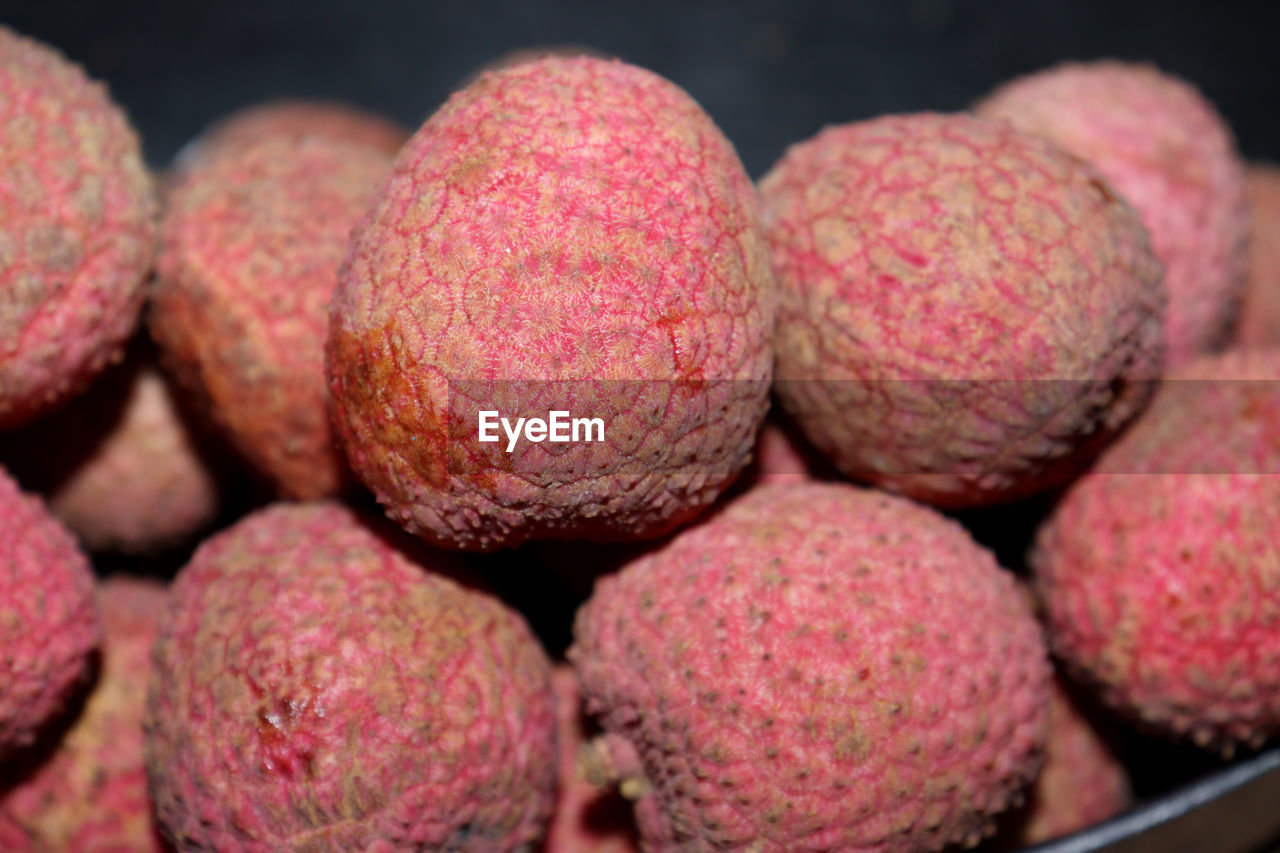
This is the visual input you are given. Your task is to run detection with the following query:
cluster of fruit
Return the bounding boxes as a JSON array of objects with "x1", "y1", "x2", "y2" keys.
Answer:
[{"x1": 1, "y1": 21, "x2": 1277, "y2": 853}]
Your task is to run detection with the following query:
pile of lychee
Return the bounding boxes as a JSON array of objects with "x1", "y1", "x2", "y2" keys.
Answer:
[{"x1": 2, "y1": 21, "x2": 1278, "y2": 853}]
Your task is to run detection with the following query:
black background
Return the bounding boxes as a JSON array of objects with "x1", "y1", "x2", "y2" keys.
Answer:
[{"x1": 4, "y1": 0, "x2": 1278, "y2": 177}]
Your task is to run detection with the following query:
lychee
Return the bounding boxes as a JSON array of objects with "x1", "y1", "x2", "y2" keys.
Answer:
[
  {"x1": 173, "y1": 99, "x2": 409, "y2": 171},
  {"x1": 0, "y1": 577, "x2": 168, "y2": 852},
  {"x1": 327, "y1": 56, "x2": 775, "y2": 551},
  {"x1": 740, "y1": 416, "x2": 824, "y2": 489},
  {"x1": 144, "y1": 502, "x2": 558, "y2": 851},
  {"x1": 1032, "y1": 348, "x2": 1280, "y2": 750},
  {"x1": 759, "y1": 112, "x2": 1164, "y2": 508},
  {"x1": 152, "y1": 133, "x2": 395, "y2": 499},
  {"x1": 0, "y1": 350, "x2": 226, "y2": 554},
  {"x1": 0, "y1": 467, "x2": 100, "y2": 758},
  {"x1": 571, "y1": 481, "x2": 1051, "y2": 852},
  {"x1": 999, "y1": 676, "x2": 1131, "y2": 847},
  {"x1": 542, "y1": 666, "x2": 639, "y2": 853},
  {"x1": 1235, "y1": 164, "x2": 1280, "y2": 348},
  {"x1": 0, "y1": 26, "x2": 156, "y2": 429},
  {"x1": 977, "y1": 61, "x2": 1248, "y2": 366}
]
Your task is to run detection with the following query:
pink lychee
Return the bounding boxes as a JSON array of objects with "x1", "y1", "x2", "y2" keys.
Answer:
[
  {"x1": 0, "y1": 26, "x2": 156, "y2": 429},
  {"x1": 740, "y1": 416, "x2": 824, "y2": 489},
  {"x1": 173, "y1": 99, "x2": 409, "y2": 171},
  {"x1": 327, "y1": 56, "x2": 776, "y2": 551},
  {"x1": 759, "y1": 112, "x2": 1165, "y2": 508},
  {"x1": 0, "y1": 352, "x2": 225, "y2": 553},
  {"x1": 1001, "y1": 676, "x2": 1131, "y2": 846},
  {"x1": 0, "y1": 577, "x2": 169, "y2": 852},
  {"x1": 1032, "y1": 347, "x2": 1280, "y2": 750},
  {"x1": 571, "y1": 481, "x2": 1051, "y2": 852},
  {"x1": 144, "y1": 502, "x2": 558, "y2": 851},
  {"x1": 153, "y1": 134, "x2": 395, "y2": 499},
  {"x1": 0, "y1": 467, "x2": 100, "y2": 759},
  {"x1": 977, "y1": 61, "x2": 1248, "y2": 365},
  {"x1": 1235, "y1": 164, "x2": 1280, "y2": 348}
]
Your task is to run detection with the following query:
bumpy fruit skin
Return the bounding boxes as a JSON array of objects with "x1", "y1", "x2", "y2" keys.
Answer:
[
  {"x1": 1003, "y1": 677, "x2": 1130, "y2": 847},
  {"x1": 0, "y1": 27, "x2": 157, "y2": 429},
  {"x1": 1032, "y1": 348, "x2": 1280, "y2": 750},
  {"x1": 0, "y1": 468, "x2": 100, "y2": 758},
  {"x1": 541, "y1": 666, "x2": 639, "y2": 853},
  {"x1": 328, "y1": 56, "x2": 775, "y2": 551},
  {"x1": 977, "y1": 61, "x2": 1248, "y2": 366},
  {"x1": 0, "y1": 577, "x2": 169, "y2": 852},
  {"x1": 153, "y1": 135, "x2": 394, "y2": 499},
  {"x1": 173, "y1": 100, "x2": 409, "y2": 170},
  {"x1": 145, "y1": 502, "x2": 557, "y2": 852},
  {"x1": 759, "y1": 112, "x2": 1165, "y2": 508},
  {"x1": 0, "y1": 355, "x2": 224, "y2": 553},
  {"x1": 571, "y1": 482, "x2": 1051, "y2": 853},
  {"x1": 1236, "y1": 164, "x2": 1280, "y2": 347}
]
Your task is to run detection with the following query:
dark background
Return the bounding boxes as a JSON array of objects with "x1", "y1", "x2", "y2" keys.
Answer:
[{"x1": 4, "y1": 0, "x2": 1278, "y2": 177}]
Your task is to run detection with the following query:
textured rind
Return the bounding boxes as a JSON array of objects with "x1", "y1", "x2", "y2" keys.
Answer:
[
  {"x1": 0, "y1": 357, "x2": 223, "y2": 553},
  {"x1": 541, "y1": 666, "x2": 639, "y2": 853},
  {"x1": 1032, "y1": 348, "x2": 1280, "y2": 749},
  {"x1": 144, "y1": 502, "x2": 558, "y2": 852},
  {"x1": 0, "y1": 577, "x2": 169, "y2": 852},
  {"x1": 0, "y1": 26, "x2": 157, "y2": 429},
  {"x1": 327, "y1": 56, "x2": 776, "y2": 551},
  {"x1": 1005, "y1": 677, "x2": 1130, "y2": 847},
  {"x1": 977, "y1": 60, "x2": 1248, "y2": 366},
  {"x1": 1236, "y1": 164, "x2": 1280, "y2": 347},
  {"x1": 0, "y1": 467, "x2": 101, "y2": 758},
  {"x1": 153, "y1": 135, "x2": 394, "y2": 499},
  {"x1": 571, "y1": 482, "x2": 1051, "y2": 853},
  {"x1": 759, "y1": 112, "x2": 1165, "y2": 508}
]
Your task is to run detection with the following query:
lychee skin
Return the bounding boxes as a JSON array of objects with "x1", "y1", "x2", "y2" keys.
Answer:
[
  {"x1": 0, "y1": 356, "x2": 224, "y2": 554},
  {"x1": 0, "y1": 577, "x2": 169, "y2": 852},
  {"x1": 1235, "y1": 164, "x2": 1280, "y2": 348},
  {"x1": 759, "y1": 112, "x2": 1165, "y2": 508},
  {"x1": 173, "y1": 99, "x2": 410, "y2": 169},
  {"x1": 1032, "y1": 348, "x2": 1280, "y2": 750},
  {"x1": 144, "y1": 502, "x2": 558, "y2": 852},
  {"x1": 1004, "y1": 677, "x2": 1130, "y2": 847},
  {"x1": 541, "y1": 666, "x2": 639, "y2": 853},
  {"x1": 0, "y1": 468, "x2": 100, "y2": 758},
  {"x1": 153, "y1": 135, "x2": 394, "y2": 499},
  {"x1": 328, "y1": 56, "x2": 775, "y2": 552},
  {"x1": 571, "y1": 482, "x2": 1051, "y2": 853},
  {"x1": 0, "y1": 26, "x2": 157, "y2": 429},
  {"x1": 977, "y1": 61, "x2": 1248, "y2": 366}
]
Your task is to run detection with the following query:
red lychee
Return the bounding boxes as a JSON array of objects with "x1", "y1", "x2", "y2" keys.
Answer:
[
  {"x1": 0, "y1": 467, "x2": 100, "y2": 759},
  {"x1": 760, "y1": 112, "x2": 1164, "y2": 508},
  {"x1": 0, "y1": 26, "x2": 156, "y2": 429},
  {"x1": 0, "y1": 577, "x2": 169, "y2": 852},
  {"x1": 572, "y1": 481, "x2": 1051, "y2": 852},
  {"x1": 153, "y1": 134, "x2": 395, "y2": 499},
  {"x1": 1235, "y1": 164, "x2": 1280, "y2": 348},
  {"x1": 328, "y1": 56, "x2": 776, "y2": 551},
  {"x1": 1032, "y1": 348, "x2": 1280, "y2": 750},
  {"x1": 145, "y1": 502, "x2": 558, "y2": 850},
  {"x1": 977, "y1": 61, "x2": 1248, "y2": 366}
]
